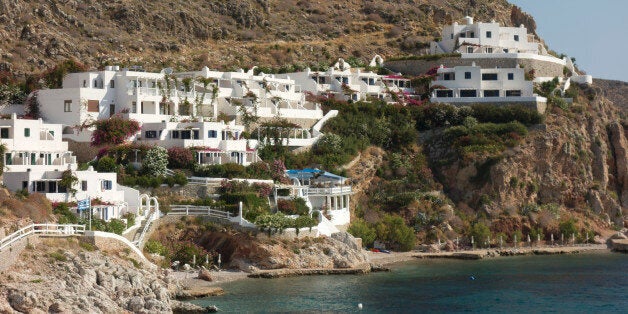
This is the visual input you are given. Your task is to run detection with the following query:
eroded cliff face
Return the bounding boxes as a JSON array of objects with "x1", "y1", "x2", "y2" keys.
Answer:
[{"x1": 431, "y1": 84, "x2": 627, "y2": 231}]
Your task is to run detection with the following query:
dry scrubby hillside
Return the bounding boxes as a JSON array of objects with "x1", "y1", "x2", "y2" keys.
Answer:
[{"x1": 0, "y1": 0, "x2": 534, "y2": 74}]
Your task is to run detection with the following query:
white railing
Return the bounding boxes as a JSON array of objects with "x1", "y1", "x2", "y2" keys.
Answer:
[
  {"x1": 168, "y1": 205, "x2": 233, "y2": 220},
  {"x1": 0, "y1": 224, "x2": 86, "y2": 252},
  {"x1": 307, "y1": 186, "x2": 352, "y2": 195}
]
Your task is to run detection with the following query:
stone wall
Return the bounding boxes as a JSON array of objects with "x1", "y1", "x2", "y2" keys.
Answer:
[
  {"x1": 66, "y1": 140, "x2": 102, "y2": 163},
  {"x1": 0, "y1": 236, "x2": 42, "y2": 271},
  {"x1": 385, "y1": 56, "x2": 565, "y2": 78}
]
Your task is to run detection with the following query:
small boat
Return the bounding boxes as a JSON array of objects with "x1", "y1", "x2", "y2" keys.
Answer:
[
  {"x1": 380, "y1": 249, "x2": 391, "y2": 254},
  {"x1": 370, "y1": 248, "x2": 380, "y2": 252}
]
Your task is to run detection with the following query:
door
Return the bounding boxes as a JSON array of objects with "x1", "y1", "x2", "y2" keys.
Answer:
[
  {"x1": 109, "y1": 104, "x2": 115, "y2": 117},
  {"x1": 87, "y1": 100, "x2": 99, "y2": 112}
]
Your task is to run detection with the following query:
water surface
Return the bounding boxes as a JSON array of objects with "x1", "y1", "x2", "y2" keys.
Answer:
[{"x1": 194, "y1": 253, "x2": 628, "y2": 313}]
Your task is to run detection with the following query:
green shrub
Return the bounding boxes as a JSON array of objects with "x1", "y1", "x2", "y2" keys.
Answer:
[
  {"x1": 468, "y1": 222, "x2": 491, "y2": 245},
  {"x1": 374, "y1": 214, "x2": 415, "y2": 251},
  {"x1": 145, "y1": 240, "x2": 167, "y2": 256},
  {"x1": 559, "y1": 219, "x2": 578, "y2": 237},
  {"x1": 48, "y1": 250, "x2": 67, "y2": 262},
  {"x1": 348, "y1": 219, "x2": 376, "y2": 247},
  {"x1": 106, "y1": 219, "x2": 126, "y2": 235},
  {"x1": 96, "y1": 156, "x2": 118, "y2": 172}
]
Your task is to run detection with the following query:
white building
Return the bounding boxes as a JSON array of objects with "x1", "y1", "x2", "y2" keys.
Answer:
[
  {"x1": 282, "y1": 168, "x2": 352, "y2": 227},
  {"x1": 279, "y1": 58, "x2": 415, "y2": 103},
  {"x1": 430, "y1": 63, "x2": 547, "y2": 112},
  {"x1": 0, "y1": 114, "x2": 136, "y2": 220},
  {"x1": 430, "y1": 16, "x2": 540, "y2": 55},
  {"x1": 136, "y1": 120, "x2": 259, "y2": 166},
  {"x1": 175, "y1": 67, "x2": 323, "y2": 121}
]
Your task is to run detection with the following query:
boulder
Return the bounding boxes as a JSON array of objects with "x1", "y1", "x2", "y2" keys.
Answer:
[{"x1": 197, "y1": 267, "x2": 212, "y2": 281}]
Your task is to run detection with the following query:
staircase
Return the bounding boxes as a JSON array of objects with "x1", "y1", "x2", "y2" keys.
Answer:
[{"x1": 132, "y1": 207, "x2": 157, "y2": 248}]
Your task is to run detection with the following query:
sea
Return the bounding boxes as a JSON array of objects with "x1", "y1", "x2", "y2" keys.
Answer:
[{"x1": 193, "y1": 252, "x2": 628, "y2": 313}]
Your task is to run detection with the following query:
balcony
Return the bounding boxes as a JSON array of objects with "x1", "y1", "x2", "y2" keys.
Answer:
[{"x1": 306, "y1": 186, "x2": 352, "y2": 196}]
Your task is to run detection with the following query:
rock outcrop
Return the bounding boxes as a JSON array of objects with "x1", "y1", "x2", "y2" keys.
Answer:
[{"x1": 0, "y1": 240, "x2": 211, "y2": 313}]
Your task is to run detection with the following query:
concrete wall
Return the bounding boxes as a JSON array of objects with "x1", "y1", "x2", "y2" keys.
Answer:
[{"x1": 385, "y1": 55, "x2": 565, "y2": 78}]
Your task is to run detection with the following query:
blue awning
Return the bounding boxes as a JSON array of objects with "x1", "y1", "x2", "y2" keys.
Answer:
[{"x1": 286, "y1": 168, "x2": 346, "y2": 182}]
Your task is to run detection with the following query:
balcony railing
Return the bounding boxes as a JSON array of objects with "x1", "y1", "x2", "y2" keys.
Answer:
[{"x1": 306, "y1": 186, "x2": 352, "y2": 195}]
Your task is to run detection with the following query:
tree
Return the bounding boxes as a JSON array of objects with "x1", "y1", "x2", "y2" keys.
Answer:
[
  {"x1": 469, "y1": 222, "x2": 491, "y2": 246},
  {"x1": 96, "y1": 156, "x2": 118, "y2": 172},
  {"x1": 142, "y1": 146, "x2": 168, "y2": 177},
  {"x1": 375, "y1": 214, "x2": 416, "y2": 251}
]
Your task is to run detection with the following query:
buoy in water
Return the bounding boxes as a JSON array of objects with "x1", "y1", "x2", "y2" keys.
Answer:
[
  {"x1": 358, "y1": 303, "x2": 363, "y2": 310},
  {"x1": 470, "y1": 275, "x2": 476, "y2": 280}
]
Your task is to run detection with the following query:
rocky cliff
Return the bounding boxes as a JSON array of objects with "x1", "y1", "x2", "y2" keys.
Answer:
[
  {"x1": 0, "y1": 0, "x2": 528, "y2": 75},
  {"x1": 425, "y1": 83, "x2": 627, "y2": 234}
]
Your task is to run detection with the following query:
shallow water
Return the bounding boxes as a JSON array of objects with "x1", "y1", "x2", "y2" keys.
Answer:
[{"x1": 193, "y1": 252, "x2": 628, "y2": 313}]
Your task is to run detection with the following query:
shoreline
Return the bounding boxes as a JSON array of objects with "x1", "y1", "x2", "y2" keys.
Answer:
[{"x1": 174, "y1": 244, "x2": 613, "y2": 300}]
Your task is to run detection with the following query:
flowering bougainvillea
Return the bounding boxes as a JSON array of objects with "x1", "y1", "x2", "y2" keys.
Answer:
[
  {"x1": 91, "y1": 116, "x2": 140, "y2": 146},
  {"x1": 167, "y1": 147, "x2": 194, "y2": 169},
  {"x1": 141, "y1": 146, "x2": 168, "y2": 177}
]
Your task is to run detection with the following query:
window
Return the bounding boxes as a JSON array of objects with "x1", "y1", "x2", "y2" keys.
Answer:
[
  {"x1": 506, "y1": 90, "x2": 522, "y2": 97},
  {"x1": 145, "y1": 130, "x2": 157, "y2": 139},
  {"x1": 24, "y1": 128, "x2": 30, "y2": 137},
  {"x1": 22, "y1": 181, "x2": 28, "y2": 190},
  {"x1": 485, "y1": 47, "x2": 493, "y2": 53},
  {"x1": 5, "y1": 153, "x2": 11, "y2": 165},
  {"x1": 508, "y1": 73, "x2": 514, "y2": 80},
  {"x1": 514, "y1": 35, "x2": 519, "y2": 41},
  {"x1": 444, "y1": 73, "x2": 455, "y2": 81},
  {"x1": 208, "y1": 130, "x2": 217, "y2": 138},
  {"x1": 48, "y1": 181, "x2": 57, "y2": 193},
  {"x1": 93, "y1": 79, "x2": 98, "y2": 88},
  {"x1": 460, "y1": 90, "x2": 477, "y2": 97},
  {"x1": 109, "y1": 80, "x2": 115, "y2": 88},
  {"x1": 181, "y1": 130, "x2": 191, "y2": 139},
  {"x1": 58, "y1": 184, "x2": 67, "y2": 193},
  {"x1": 35, "y1": 181, "x2": 46, "y2": 192},
  {"x1": 483, "y1": 90, "x2": 500, "y2": 97},
  {"x1": 102, "y1": 180, "x2": 112, "y2": 190},
  {"x1": 450, "y1": 33, "x2": 453, "y2": 39},
  {"x1": 486, "y1": 31, "x2": 492, "y2": 38},
  {"x1": 464, "y1": 72, "x2": 471, "y2": 79},
  {"x1": 87, "y1": 100, "x2": 99, "y2": 112},
  {"x1": 83, "y1": 80, "x2": 87, "y2": 88},
  {"x1": 503, "y1": 49, "x2": 509, "y2": 53},
  {"x1": 460, "y1": 33, "x2": 466, "y2": 38},
  {"x1": 0, "y1": 128, "x2": 8, "y2": 138},
  {"x1": 131, "y1": 101, "x2": 137, "y2": 113},
  {"x1": 64, "y1": 100, "x2": 72, "y2": 112},
  {"x1": 172, "y1": 130, "x2": 180, "y2": 139},
  {"x1": 482, "y1": 73, "x2": 498, "y2": 81},
  {"x1": 467, "y1": 47, "x2": 474, "y2": 53},
  {"x1": 470, "y1": 32, "x2": 474, "y2": 38},
  {"x1": 193, "y1": 130, "x2": 200, "y2": 139},
  {"x1": 81, "y1": 180, "x2": 88, "y2": 191},
  {"x1": 435, "y1": 90, "x2": 453, "y2": 98}
]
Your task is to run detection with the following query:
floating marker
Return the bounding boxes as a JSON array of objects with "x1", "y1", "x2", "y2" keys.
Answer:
[
  {"x1": 470, "y1": 275, "x2": 476, "y2": 280},
  {"x1": 358, "y1": 303, "x2": 363, "y2": 310}
]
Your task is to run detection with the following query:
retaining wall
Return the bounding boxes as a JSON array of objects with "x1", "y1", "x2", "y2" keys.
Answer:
[{"x1": 385, "y1": 56, "x2": 565, "y2": 78}]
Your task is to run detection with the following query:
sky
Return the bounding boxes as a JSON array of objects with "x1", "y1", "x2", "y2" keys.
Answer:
[{"x1": 509, "y1": 0, "x2": 628, "y2": 82}]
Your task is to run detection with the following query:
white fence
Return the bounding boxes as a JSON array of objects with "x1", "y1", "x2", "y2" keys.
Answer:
[
  {"x1": 0, "y1": 224, "x2": 86, "y2": 252},
  {"x1": 168, "y1": 205, "x2": 233, "y2": 221}
]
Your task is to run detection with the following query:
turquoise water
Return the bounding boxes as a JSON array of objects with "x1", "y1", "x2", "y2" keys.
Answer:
[{"x1": 194, "y1": 253, "x2": 628, "y2": 313}]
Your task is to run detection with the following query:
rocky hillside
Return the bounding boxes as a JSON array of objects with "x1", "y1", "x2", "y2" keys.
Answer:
[{"x1": 0, "y1": 0, "x2": 533, "y2": 75}]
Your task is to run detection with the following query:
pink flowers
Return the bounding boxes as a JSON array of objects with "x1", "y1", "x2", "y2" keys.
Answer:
[{"x1": 91, "y1": 116, "x2": 140, "y2": 146}]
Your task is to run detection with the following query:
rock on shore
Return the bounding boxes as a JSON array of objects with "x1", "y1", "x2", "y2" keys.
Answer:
[{"x1": 0, "y1": 239, "x2": 213, "y2": 313}]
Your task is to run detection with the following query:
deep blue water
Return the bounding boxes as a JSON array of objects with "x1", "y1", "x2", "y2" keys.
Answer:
[{"x1": 193, "y1": 252, "x2": 628, "y2": 313}]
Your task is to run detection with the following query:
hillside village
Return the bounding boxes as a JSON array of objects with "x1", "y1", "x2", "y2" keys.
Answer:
[{"x1": 0, "y1": 14, "x2": 625, "y2": 276}]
